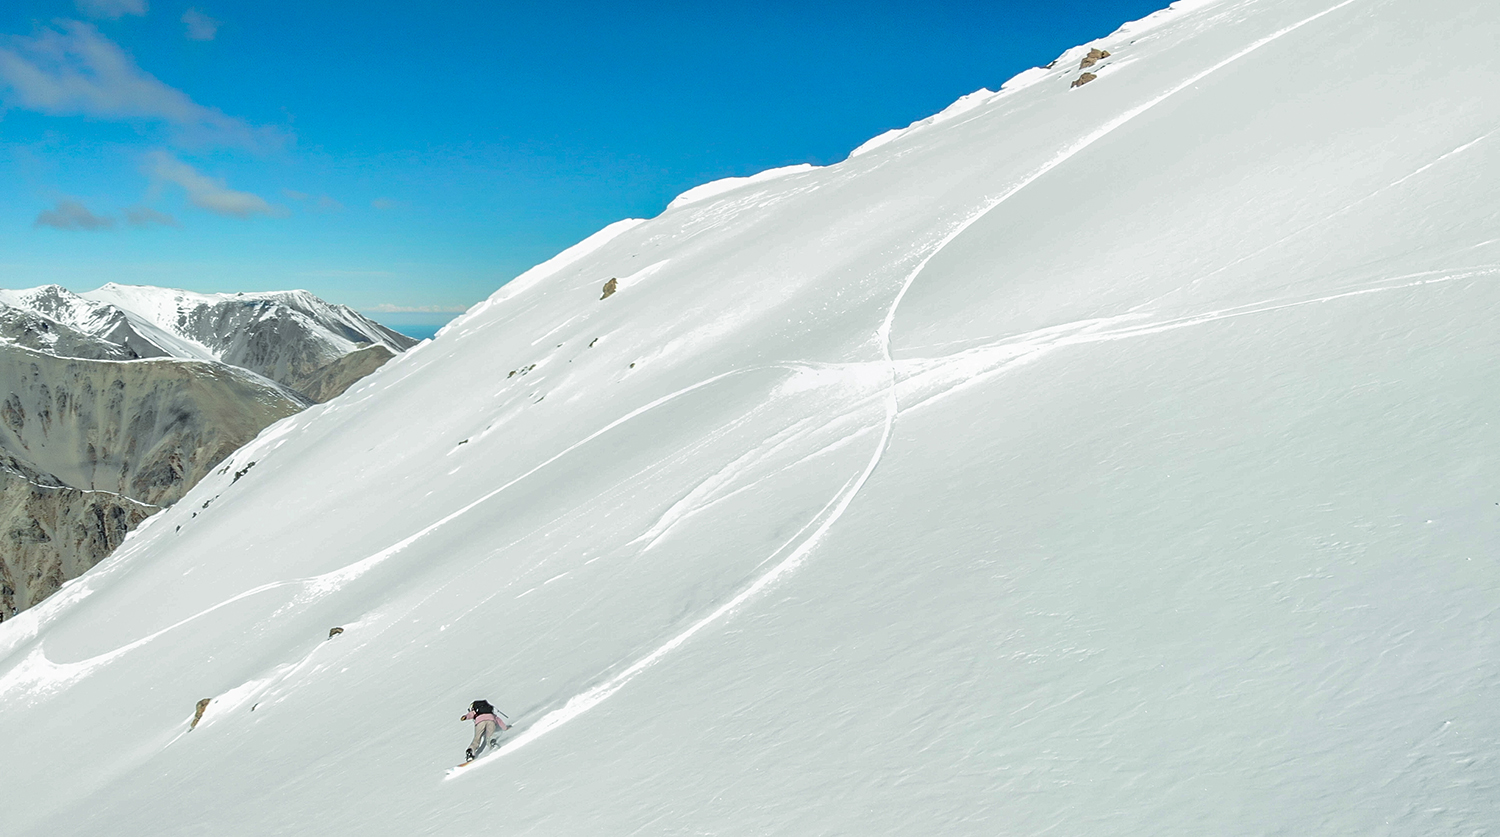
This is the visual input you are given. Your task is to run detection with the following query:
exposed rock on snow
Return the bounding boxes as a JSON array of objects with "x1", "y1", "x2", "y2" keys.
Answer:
[
  {"x1": 191, "y1": 698, "x2": 211, "y2": 729},
  {"x1": 600, "y1": 278, "x2": 618, "y2": 300},
  {"x1": 1081, "y1": 48, "x2": 1112, "y2": 68},
  {"x1": 1072, "y1": 71, "x2": 1099, "y2": 87}
]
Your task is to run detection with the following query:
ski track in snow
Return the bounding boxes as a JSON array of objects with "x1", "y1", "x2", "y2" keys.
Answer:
[
  {"x1": 894, "y1": 265, "x2": 1500, "y2": 419},
  {"x1": 1156, "y1": 129, "x2": 1500, "y2": 303},
  {"x1": 8, "y1": 256, "x2": 1478, "y2": 715},
  {"x1": 454, "y1": 1, "x2": 1377, "y2": 768}
]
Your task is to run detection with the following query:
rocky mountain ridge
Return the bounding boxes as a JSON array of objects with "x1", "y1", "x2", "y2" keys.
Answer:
[{"x1": 0, "y1": 284, "x2": 418, "y2": 617}]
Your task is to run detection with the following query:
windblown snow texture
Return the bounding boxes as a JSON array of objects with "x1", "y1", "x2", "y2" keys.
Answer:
[{"x1": 3, "y1": 0, "x2": 1499, "y2": 834}]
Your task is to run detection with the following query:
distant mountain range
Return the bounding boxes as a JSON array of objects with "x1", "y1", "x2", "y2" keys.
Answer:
[{"x1": 0, "y1": 284, "x2": 417, "y2": 617}]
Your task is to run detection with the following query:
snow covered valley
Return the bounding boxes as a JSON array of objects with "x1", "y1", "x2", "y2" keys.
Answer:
[{"x1": 2, "y1": 0, "x2": 1498, "y2": 833}]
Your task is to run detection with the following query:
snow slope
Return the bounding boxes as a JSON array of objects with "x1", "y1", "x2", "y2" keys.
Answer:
[{"x1": 4, "y1": 0, "x2": 1499, "y2": 833}]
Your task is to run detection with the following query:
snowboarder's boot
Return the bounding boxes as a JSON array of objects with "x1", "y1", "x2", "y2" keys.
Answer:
[{"x1": 465, "y1": 748, "x2": 474, "y2": 761}]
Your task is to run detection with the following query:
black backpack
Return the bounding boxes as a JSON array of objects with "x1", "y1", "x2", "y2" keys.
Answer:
[{"x1": 472, "y1": 699, "x2": 495, "y2": 716}]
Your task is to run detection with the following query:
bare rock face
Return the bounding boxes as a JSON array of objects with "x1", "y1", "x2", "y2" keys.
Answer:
[
  {"x1": 0, "y1": 283, "x2": 415, "y2": 619},
  {"x1": 0, "y1": 457, "x2": 156, "y2": 616},
  {"x1": 294, "y1": 344, "x2": 398, "y2": 404},
  {"x1": 0, "y1": 348, "x2": 305, "y2": 507},
  {"x1": 0, "y1": 346, "x2": 304, "y2": 618},
  {"x1": 1072, "y1": 72, "x2": 1099, "y2": 88}
]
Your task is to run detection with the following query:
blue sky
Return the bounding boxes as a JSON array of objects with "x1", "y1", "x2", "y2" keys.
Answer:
[{"x1": 0, "y1": 0, "x2": 1168, "y2": 333}]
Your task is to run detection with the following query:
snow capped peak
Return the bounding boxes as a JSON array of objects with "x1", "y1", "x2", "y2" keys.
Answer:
[
  {"x1": 74, "y1": 283, "x2": 417, "y2": 394},
  {"x1": 0, "y1": 282, "x2": 414, "y2": 395}
]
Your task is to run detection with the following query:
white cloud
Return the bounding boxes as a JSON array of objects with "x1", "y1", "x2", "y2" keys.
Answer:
[
  {"x1": 146, "y1": 151, "x2": 283, "y2": 218},
  {"x1": 0, "y1": 22, "x2": 283, "y2": 149},
  {"x1": 75, "y1": 0, "x2": 147, "y2": 20},
  {"x1": 181, "y1": 9, "x2": 220, "y2": 41},
  {"x1": 364, "y1": 304, "x2": 469, "y2": 313},
  {"x1": 123, "y1": 205, "x2": 178, "y2": 227},
  {"x1": 34, "y1": 199, "x2": 114, "y2": 231}
]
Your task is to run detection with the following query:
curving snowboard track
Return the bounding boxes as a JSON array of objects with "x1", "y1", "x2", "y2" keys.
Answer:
[{"x1": 453, "y1": 0, "x2": 1371, "y2": 775}]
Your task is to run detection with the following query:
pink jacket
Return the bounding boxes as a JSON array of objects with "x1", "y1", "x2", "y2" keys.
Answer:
[{"x1": 461, "y1": 710, "x2": 510, "y2": 730}]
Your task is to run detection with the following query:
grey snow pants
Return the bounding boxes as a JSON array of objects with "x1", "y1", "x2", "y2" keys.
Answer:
[{"x1": 469, "y1": 719, "x2": 499, "y2": 756}]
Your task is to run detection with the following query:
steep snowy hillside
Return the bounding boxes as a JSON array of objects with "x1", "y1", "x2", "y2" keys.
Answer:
[
  {"x1": 3, "y1": 0, "x2": 1498, "y2": 834},
  {"x1": 82, "y1": 284, "x2": 416, "y2": 396}
]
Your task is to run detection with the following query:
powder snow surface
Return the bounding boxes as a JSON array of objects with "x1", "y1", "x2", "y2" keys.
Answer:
[{"x1": 3, "y1": 0, "x2": 1499, "y2": 833}]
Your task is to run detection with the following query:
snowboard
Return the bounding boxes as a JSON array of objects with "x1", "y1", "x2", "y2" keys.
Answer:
[{"x1": 447, "y1": 734, "x2": 509, "y2": 774}]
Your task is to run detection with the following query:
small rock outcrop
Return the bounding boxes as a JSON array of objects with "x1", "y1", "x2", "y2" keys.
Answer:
[
  {"x1": 600, "y1": 278, "x2": 618, "y2": 300},
  {"x1": 1080, "y1": 48, "x2": 1111, "y2": 69},
  {"x1": 1071, "y1": 72, "x2": 1099, "y2": 88},
  {"x1": 191, "y1": 698, "x2": 211, "y2": 729},
  {"x1": 328, "y1": 626, "x2": 344, "y2": 638}
]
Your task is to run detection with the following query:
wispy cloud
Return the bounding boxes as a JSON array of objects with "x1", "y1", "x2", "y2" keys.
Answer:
[
  {"x1": 284, "y1": 189, "x2": 344, "y2": 212},
  {"x1": 181, "y1": 9, "x2": 220, "y2": 41},
  {"x1": 370, "y1": 197, "x2": 398, "y2": 210},
  {"x1": 364, "y1": 304, "x2": 469, "y2": 313},
  {"x1": 76, "y1": 0, "x2": 147, "y2": 20},
  {"x1": 147, "y1": 151, "x2": 283, "y2": 218},
  {"x1": 35, "y1": 199, "x2": 114, "y2": 230},
  {"x1": 0, "y1": 22, "x2": 284, "y2": 149},
  {"x1": 124, "y1": 205, "x2": 178, "y2": 227}
]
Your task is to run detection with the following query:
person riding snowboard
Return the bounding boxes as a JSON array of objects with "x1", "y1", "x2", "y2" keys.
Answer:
[{"x1": 460, "y1": 699, "x2": 510, "y2": 761}]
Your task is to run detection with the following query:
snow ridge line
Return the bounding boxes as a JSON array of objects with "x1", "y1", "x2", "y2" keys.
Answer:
[{"x1": 0, "y1": 463, "x2": 162, "y2": 508}]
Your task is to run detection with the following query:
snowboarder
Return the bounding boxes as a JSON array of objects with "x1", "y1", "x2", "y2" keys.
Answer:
[{"x1": 460, "y1": 699, "x2": 510, "y2": 762}]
